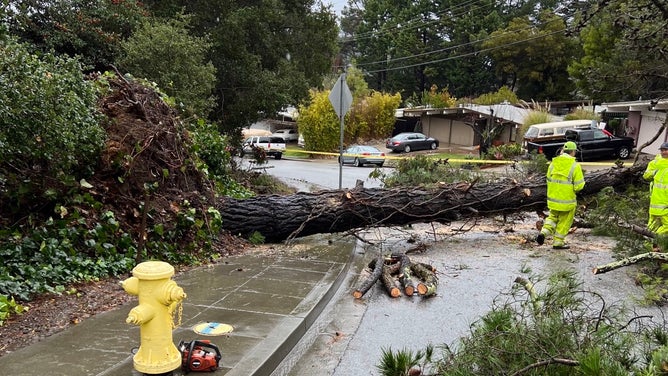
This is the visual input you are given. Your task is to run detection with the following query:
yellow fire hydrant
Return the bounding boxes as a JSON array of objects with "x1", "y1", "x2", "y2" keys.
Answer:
[{"x1": 121, "y1": 261, "x2": 187, "y2": 375}]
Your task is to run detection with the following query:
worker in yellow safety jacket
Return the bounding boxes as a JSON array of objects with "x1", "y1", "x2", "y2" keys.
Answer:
[
  {"x1": 643, "y1": 142, "x2": 668, "y2": 235},
  {"x1": 536, "y1": 141, "x2": 585, "y2": 249}
]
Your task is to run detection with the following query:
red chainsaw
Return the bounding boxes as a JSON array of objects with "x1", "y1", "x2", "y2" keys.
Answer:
[{"x1": 177, "y1": 340, "x2": 222, "y2": 373}]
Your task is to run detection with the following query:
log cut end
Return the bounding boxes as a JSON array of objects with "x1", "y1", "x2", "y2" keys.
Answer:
[
  {"x1": 352, "y1": 290, "x2": 364, "y2": 299},
  {"x1": 389, "y1": 287, "x2": 401, "y2": 298}
]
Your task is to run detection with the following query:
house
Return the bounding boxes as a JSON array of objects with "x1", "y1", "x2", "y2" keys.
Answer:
[
  {"x1": 396, "y1": 103, "x2": 540, "y2": 148},
  {"x1": 599, "y1": 99, "x2": 668, "y2": 154}
]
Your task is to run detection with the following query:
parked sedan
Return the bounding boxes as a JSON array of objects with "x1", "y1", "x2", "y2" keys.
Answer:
[
  {"x1": 339, "y1": 145, "x2": 385, "y2": 167},
  {"x1": 386, "y1": 132, "x2": 439, "y2": 153}
]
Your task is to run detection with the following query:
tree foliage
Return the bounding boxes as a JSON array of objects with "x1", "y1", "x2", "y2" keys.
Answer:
[
  {"x1": 568, "y1": 0, "x2": 668, "y2": 101},
  {"x1": 4, "y1": 0, "x2": 148, "y2": 70},
  {"x1": 118, "y1": 15, "x2": 217, "y2": 116},
  {"x1": 482, "y1": 10, "x2": 578, "y2": 101},
  {"x1": 473, "y1": 86, "x2": 520, "y2": 105},
  {"x1": 298, "y1": 80, "x2": 401, "y2": 151},
  {"x1": 0, "y1": 37, "x2": 104, "y2": 212},
  {"x1": 297, "y1": 89, "x2": 341, "y2": 152},
  {"x1": 139, "y1": 0, "x2": 339, "y2": 131},
  {"x1": 348, "y1": 90, "x2": 402, "y2": 141},
  {"x1": 436, "y1": 271, "x2": 667, "y2": 375},
  {"x1": 419, "y1": 85, "x2": 457, "y2": 108}
]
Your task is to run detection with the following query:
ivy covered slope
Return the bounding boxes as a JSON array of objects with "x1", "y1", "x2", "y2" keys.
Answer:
[{"x1": 0, "y1": 41, "x2": 248, "y2": 313}]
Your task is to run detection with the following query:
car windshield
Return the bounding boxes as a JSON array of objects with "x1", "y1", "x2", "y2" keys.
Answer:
[{"x1": 524, "y1": 127, "x2": 538, "y2": 137}]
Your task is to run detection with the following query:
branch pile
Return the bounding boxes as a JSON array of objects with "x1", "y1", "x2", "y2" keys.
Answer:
[{"x1": 353, "y1": 253, "x2": 438, "y2": 299}]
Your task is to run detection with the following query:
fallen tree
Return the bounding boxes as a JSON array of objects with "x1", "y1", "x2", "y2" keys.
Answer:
[{"x1": 220, "y1": 161, "x2": 649, "y2": 242}]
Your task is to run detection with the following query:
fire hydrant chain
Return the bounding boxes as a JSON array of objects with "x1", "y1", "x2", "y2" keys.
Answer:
[{"x1": 174, "y1": 300, "x2": 183, "y2": 329}]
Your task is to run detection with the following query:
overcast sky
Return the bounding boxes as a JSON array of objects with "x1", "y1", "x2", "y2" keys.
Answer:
[{"x1": 327, "y1": 0, "x2": 346, "y2": 16}]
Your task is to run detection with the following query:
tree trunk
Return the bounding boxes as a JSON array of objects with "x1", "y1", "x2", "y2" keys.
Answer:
[{"x1": 219, "y1": 162, "x2": 648, "y2": 242}]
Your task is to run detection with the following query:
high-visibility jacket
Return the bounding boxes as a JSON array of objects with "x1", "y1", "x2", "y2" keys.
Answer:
[
  {"x1": 546, "y1": 153, "x2": 585, "y2": 211},
  {"x1": 643, "y1": 156, "x2": 668, "y2": 216}
]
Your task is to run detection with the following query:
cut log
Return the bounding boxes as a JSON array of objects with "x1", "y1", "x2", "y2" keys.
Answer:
[
  {"x1": 353, "y1": 255, "x2": 385, "y2": 299},
  {"x1": 592, "y1": 252, "x2": 668, "y2": 274},
  {"x1": 411, "y1": 263, "x2": 438, "y2": 297},
  {"x1": 219, "y1": 162, "x2": 648, "y2": 242},
  {"x1": 381, "y1": 263, "x2": 402, "y2": 298},
  {"x1": 416, "y1": 262, "x2": 436, "y2": 273},
  {"x1": 394, "y1": 253, "x2": 416, "y2": 296}
]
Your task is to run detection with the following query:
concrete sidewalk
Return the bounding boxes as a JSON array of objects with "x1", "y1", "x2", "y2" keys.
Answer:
[{"x1": 0, "y1": 235, "x2": 358, "y2": 376}]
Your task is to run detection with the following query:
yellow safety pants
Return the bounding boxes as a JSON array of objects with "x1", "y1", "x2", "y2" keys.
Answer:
[
  {"x1": 540, "y1": 208, "x2": 575, "y2": 247},
  {"x1": 648, "y1": 214, "x2": 668, "y2": 235}
]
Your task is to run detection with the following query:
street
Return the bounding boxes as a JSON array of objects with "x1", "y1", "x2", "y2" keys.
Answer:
[
  {"x1": 280, "y1": 220, "x2": 662, "y2": 376},
  {"x1": 239, "y1": 157, "x2": 389, "y2": 191}
]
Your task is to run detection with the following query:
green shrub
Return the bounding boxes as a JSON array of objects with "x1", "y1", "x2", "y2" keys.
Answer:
[
  {"x1": 374, "y1": 155, "x2": 486, "y2": 188},
  {"x1": 484, "y1": 143, "x2": 524, "y2": 160},
  {"x1": 0, "y1": 38, "x2": 104, "y2": 213},
  {"x1": 188, "y1": 118, "x2": 253, "y2": 198},
  {"x1": 0, "y1": 295, "x2": 26, "y2": 326}
]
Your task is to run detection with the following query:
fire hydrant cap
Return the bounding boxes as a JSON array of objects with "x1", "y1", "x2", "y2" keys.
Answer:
[{"x1": 132, "y1": 261, "x2": 175, "y2": 280}]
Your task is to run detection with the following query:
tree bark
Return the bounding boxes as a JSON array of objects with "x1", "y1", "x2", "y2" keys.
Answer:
[
  {"x1": 381, "y1": 263, "x2": 402, "y2": 298},
  {"x1": 353, "y1": 255, "x2": 385, "y2": 299},
  {"x1": 396, "y1": 253, "x2": 416, "y2": 296},
  {"x1": 411, "y1": 263, "x2": 438, "y2": 296},
  {"x1": 219, "y1": 162, "x2": 648, "y2": 242}
]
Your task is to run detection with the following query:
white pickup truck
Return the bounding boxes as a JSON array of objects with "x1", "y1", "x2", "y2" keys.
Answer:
[{"x1": 241, "y1": 136, "x2": 286, "y2": 160}]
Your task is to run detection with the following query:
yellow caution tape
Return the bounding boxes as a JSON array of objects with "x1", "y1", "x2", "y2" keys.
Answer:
[{"x1": 286, "y1": 149, "x2": 633, "y2": 167}]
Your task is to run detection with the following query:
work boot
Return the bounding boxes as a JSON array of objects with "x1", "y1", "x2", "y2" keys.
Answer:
[
  {"x1": 536, "y1": 233, "x2": 545, "y2": 245},
  {"x1": 553, "y1": 244, "x2": 570, "y2": 250}
]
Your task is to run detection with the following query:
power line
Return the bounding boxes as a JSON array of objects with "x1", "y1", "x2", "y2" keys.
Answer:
[
  {"x1": 360, "y1": 27, "x2": 568, "y2": 74},
  {"x1": 350, "y1": 17, "x2": 566, "y2": 69},
  {"x1": 344, "y1": 0, "x2": 492, "y2": 42}
]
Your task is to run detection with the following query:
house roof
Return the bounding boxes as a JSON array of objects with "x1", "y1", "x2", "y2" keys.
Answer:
[
  {"x1": 601, "y1": 99, "x2": 668, "y2": 112},
  {"x1": 397, "y1": 103, "x2": 553, "y2": 126}
]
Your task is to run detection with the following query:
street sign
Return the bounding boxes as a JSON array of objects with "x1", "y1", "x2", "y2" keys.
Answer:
[{"x1": 329, "y1": 74, "x2": 353, "y2": 119}]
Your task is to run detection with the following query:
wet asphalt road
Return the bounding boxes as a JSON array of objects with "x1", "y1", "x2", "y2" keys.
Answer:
[
  {"x1": 282, "y1": 220, "x2": 663, "y2": 376},
  {"x1": 260, "y1": 157, "x2": 647, "y2": 375}
]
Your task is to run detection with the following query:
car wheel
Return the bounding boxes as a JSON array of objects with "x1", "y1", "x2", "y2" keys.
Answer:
[
  {"x1": 404, "y1": 145, "x2": 412, "y2": 153},
  {"x1": 275, "y1": 153, "x2": 282, "y2": 160},
  {"x1": 376, "y1": 162, "x2": 384, "y2": 168},
  {"x1": 354, "y1": 158, "x2": 362, "y2": 167},
  {"x1": 618, "y1": 147, "x2": 630, "y2": 159},
  {"x1": 430, "y1": 142, "x2": 437, "y2": 150}
]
